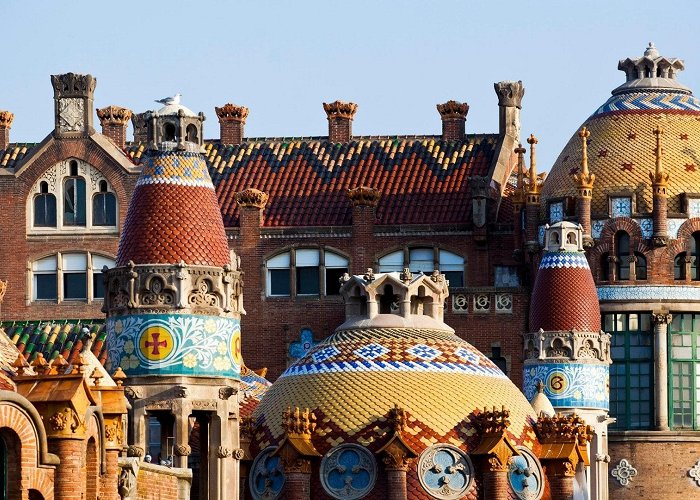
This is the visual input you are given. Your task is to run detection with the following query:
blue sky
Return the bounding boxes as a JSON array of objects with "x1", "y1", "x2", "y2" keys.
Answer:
[{"x1": 1, "y1": 0, "x2": 698, "y2": 169}]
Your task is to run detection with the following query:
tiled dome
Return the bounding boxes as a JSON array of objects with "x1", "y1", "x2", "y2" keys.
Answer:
[
  {"x1": 116, "y1": 150, "x2": 230, "y2": 267},
  {"x1": 542, "y1": 44, "x2": 700, "y2": 216},
  {"x1": 529, "y1": 223, "x2": 601, "y2": 332}
]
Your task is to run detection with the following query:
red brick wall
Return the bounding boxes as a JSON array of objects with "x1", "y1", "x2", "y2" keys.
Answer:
[
  {"x1": 135, "y1": 466, "x2": 185, "y2": 500},
  {"x1": 50, "y1": 439, "x2": 84, "y2": 500},
  {"x1": 609, "y1": 439, "x2": 700, "y2": 498}
]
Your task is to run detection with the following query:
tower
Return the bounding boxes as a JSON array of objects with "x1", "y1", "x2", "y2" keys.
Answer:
[
  {"x1": 523, "y1": 221, "x2": 612, "y2": 499},
  {"x1": 104, "y1": 100, "x2": 243, "y2": 499}
]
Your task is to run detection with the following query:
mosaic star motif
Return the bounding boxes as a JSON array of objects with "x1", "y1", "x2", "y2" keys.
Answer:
[
  {"x1": 353, "y1": 343, "x2": 389, "y2": 361},
  {"x1": 407, "y1": 344, "x2": 442, "y2": 361}
]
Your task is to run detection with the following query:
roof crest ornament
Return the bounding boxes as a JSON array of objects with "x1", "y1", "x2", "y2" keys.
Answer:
[
  {"x1": 649, "y1": 125, "x2": 670, "y2": 188},
  {"x1": 526, "y1": 134, "x2": 544, "y2": 196},
  {"x1": 573, "y1": 127, "x2": 595, "y2": 193},
  {"x1": 614, "y1": 43, "x2": 689, "y2": 95}
]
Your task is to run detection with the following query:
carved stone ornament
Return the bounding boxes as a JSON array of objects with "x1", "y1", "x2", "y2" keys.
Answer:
[
  {"x1": 233, "y1": 448, "x2": 246, "y2": 460},
  {"x1": 96, "y1": 105, "x2": 132, "y2": 126},
  {"x1": 123, "y1": 386, "x2": 143, "y2": 400},
  {"x1": 175, "y1": 386, "x2": 188, "y2": 398},
  {"x1": 508, "y1": 446, "x2": 544, "y2": 500},
  {"x1": 217, "y1": 446, "x2": 232, "y2": 458},
  {"x1": 219, "y1": 386, "x2": 236, "y2": 400},
  {"x1": 235, "y1": 188, "x2": 269, "y2": 209},
  {"x1": 191, "y1": 400, "x2": 218, "y2": 410},
  {"x1": 0, "y1": 110, "x2": 14, "y2": 128},
  {"x1": 494, "y1": 80, "x2": 525, "y2": 109},
  {"x1": 118, "y1": 467, "x2": 136, "y2": 499},
  {"x1": 323, "y1": 100, "x2": 358, "y2": 120},
  {"x1": 347, "y1": 186, "x2": 381, "y2": 207},
  {"x1": 215, "y1": 103, "x2": 249, "y2": 123},
  {"x1": 417, "y1": 444, "x2": 475, "y2": 500},
  {"x1": 51, "y1": 72, "x2": 96, "y2": 97},
  {"x1": 400, "y1": 268, "x2": 413, "y2": 283},
  {"x1": 188, "y1": 279, "x2": 220, "y2": 308},
  {"x1": 126, "y1": 445, "x2": 144, "y2": 457},
  {"x1": 474, "y1": 405, "x2": 510, "y2": 435},
  {"x1": 320, "y1": 444, "x2": 377, "y2": 500},
  {"x1": 689, "y1": 459, "x2": 700, "y2": 486},
  {"x1": 175, "y1": 444, "x2": 192, "y2": 457},
  {"x1": 249, "y1": 447, "x2": 285, "y2": 500},
  {"x1": 58, "y1": 98, "x2": 85, "y2": 132},
  {"x1": 49, "y1": 410, "x2": 68, "y2": 431},
  {"x1": 611, "y1": 458, "x2": 638, "y2": 486},
  {"x1": 437, "y1": 100, "x2": 469, "y2": 119},
  {"x1": 652, "y1": 313, "x2": 672, "y2": 325},
  {"x1": 105, "y1": 422, "x2": 124, "y2": 444},
  {"x1": 363, "y1": 268, "x2": 375, "y2": 282}
]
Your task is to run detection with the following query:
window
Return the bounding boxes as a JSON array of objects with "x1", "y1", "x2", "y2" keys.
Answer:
[
  {"x1": 615, "y1": 231, "x2": 630, "y2": 280},
  {"x1": 675, "y1": 253, "x2": 687, "y2": 280},
  {"x1": 634, "y1": 252, "x2": 647, "y2": 280},
  {"x1": 93, "y1": 180, "x2": 116, "y2": 226},
  {"x1": 28, "y1": 158, "x2": 118, "y2": 232},
  {"x1": 691, "y1": 232, "x2": 700, "y2": 280},
  {"x1": 606, "y1": 313, "x2": 653, "y2": 429},
  {"x1": 33, "y1": 181, "x2": 56, "y2": 227},
  {"x1": 30, "y1": 253, "x2": 114, "y2": 302},
  {"x1": 494, "y1": 266, "x2": 520, "y2": 287},
  {"x1": 377, "y1": 247, "x2": 465, "y2": 287},
  {"x1": 265, "y1": 249, "x2": 349, "y2": 297},
  {"x1": 669, "y1": 313, "x2": 700, "y2": 429}
]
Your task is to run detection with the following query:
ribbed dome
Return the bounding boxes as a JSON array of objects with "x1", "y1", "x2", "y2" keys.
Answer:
[
  {"x1": 253, "y1": 325, "x2": 538, "y2": 455},
  {"x1": 529, "y1": 251, "x2": 601, "y2": 332},
  {"x1": 542, "y1": 44, "x2": 700, "y2": 216},
  {"x1": 116, "y1": 151, "x2": 230, "y2": 267}
]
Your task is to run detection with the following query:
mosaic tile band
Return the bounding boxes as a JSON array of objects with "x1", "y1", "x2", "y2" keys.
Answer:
[
  {"x1": 598, "y1": 285, "x2": 700, "y2": 302},
  {"x1": 136, "y1": 151, "x2": 214, "y2": 189},
  {"x1": 523, "y1": 363, "x2": 609, "y2": 410},
  {"x1": 106, "y1": 313, "x2": 241, "y2": 379},
  {"x1": 592, "y1": 91, "x2": 700, "y2": 116},
  {"x1": 538, "y1": 252, "x2": 590, "y2": 270}
]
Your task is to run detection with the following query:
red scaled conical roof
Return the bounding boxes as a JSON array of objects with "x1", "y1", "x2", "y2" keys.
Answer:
[
  {"x1": 116, "y1": 151, "x2": 230, "y2": 267},
  {"x1": 529, "y1": 251, "x2": 601, "y2": 332}
]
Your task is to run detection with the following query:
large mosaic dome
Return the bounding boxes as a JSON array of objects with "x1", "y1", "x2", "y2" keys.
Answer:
[
  {"x1": 542, "y1": 43, "x2": 700, "y2": 216},
  {"x1": 252, "y1": 272, "x2": 540, "y2": 499}
]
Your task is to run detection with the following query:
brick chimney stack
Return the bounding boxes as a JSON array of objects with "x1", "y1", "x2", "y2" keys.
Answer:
[
  {"x1": 323, "y1": 100, "x2": 357, "y2": 143},
  {"x1": 96, "y1": 105, "x2": 132, "y2": 149},
  {"x1": 437, "y1": 100, "x2": 469, "y2": 141},
  {"x1": 0, "y1": 110, "x2": 13, "y2": 150},
  {"x1": 215, "y1": 103, "x2": 249, "y2": 145}
]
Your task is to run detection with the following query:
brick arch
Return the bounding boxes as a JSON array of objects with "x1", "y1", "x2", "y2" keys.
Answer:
[
  {"x1": 588, "y1": 241, "x2": 611, "y2": 281},
  {"x1": 0, "y1": 392, "x2": 57, "y2": 499},
  {"x1": 599, "y1": 217, "x2": 644, "y2": 246},
  {"x1": 669, "y1": 218, "x2": 700, "y2": 255}
]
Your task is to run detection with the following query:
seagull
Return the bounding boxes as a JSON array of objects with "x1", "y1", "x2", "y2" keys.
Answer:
[{"x1": 155, "y1": 93, "x2": 181, "y2": 106}]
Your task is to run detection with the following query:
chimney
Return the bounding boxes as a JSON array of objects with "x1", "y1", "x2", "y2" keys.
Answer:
[
  {"x1": 494, "y1": 80, "x2": 524, "y2": 139},
  {"x1": 51, "y1": 72, "x2": 96, "y2": 138},
  {"x1": 215, "y1": 103, "x2": 249, "y2": 145},
  {"x1": 96, "y1": 105, "x2": 132, "y2": 149},
  {"x1": 131, "y1": 112, "x2": 149, "y2": 143},
  {"x1": 437, "y1": 100, "x2": 469, "y2": 141},
  {"x1": 0, "y1": 110, "x2": 13, "y2": 150},
  {"x1": 323, "y1": 100, "x2": 357, "y2": 143}
]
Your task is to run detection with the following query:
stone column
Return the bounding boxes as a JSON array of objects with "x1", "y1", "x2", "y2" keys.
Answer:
[
  {"x1": 173, "y1": 399, "x2": 192, "y2": 469},
  {"x1": 652, "y1": 312, "x2": 672, "y2": 430}
]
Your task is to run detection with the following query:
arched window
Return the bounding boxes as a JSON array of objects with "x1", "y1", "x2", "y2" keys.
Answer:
[
  {"x1": 691, "y1": 232, "x2": 700, "y2": 280},
  {"x1": 634, "y1": 252, "x2": 647, "y2": 280},
  {"x1": 0, "y1": 430, "x2": 21, "y2": 500},
  {"x1": 265, "y1": 249, "x2": 349, "y2": 297},
  {"x1": 164, "y1": 122, "x2": 177, "y2": 142},
  {"x1": 63, "y1": 161, "x2": 86, "y2": 226},
  {"x1": 33, "y1": 181, "x2": 56, "y2": 227},
  {"x1": 92, "y1": 180, "x2": 116, "y2": 226},
  {"x1": 377, "y1": 247, "x2": 465, "y2": 287},
  {"x1": 675, "y1": 253, "x2": 687, "y2": 280},
  {"x1": 615, "y1": 231, "x2": 630, "y2": 280},
  {"x1": 186, "y1": 124, "x2": 198, "y2": 142}
]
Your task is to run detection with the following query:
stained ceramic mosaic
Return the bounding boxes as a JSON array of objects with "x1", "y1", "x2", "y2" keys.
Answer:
[
  {"x1": 539, "y1": 252, "x2": 590, "y2": 270},
  {"x1": 598, "y1": 285, "x2": 700, "y2": 301},
  {"x1": 592, "y1": 91, "x2": 700, "y2": 116},
  {"x1": 137, "y1": 151, "x2": 214, "y2": 189},
  {"x1": 106, "y1": 314, "x2": 241, "y2": 378},
  {"x1": 523, "y1": 363, "x2": 609, "y2": 410}
]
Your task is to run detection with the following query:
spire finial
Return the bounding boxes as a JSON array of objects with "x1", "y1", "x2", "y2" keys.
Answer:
[
  {"x1": 650, "y1": 125, "x2": 670, "y2": 188},
  {"x1": 526, "y1": 134, "x2": 541, "y2": 195},
  {"x1": 574, "y1": 127, "x2": 595, "y2": 193}
]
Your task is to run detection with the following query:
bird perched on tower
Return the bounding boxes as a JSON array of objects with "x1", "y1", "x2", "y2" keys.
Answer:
[{"x1": 155, "y1": 93, "x2": 181, "y2": 105}]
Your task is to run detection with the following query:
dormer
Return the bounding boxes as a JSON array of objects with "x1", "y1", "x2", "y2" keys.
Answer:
[
  {"x1": 544, "y1": 221, "x2": 584, "y2": 253},
  {"x1": 339, "y1": 269, "x2": 450, "y2": 324}
]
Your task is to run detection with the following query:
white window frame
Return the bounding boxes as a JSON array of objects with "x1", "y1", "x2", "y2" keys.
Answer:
[
  {"x1": 27, "y1": 158, "x2": 118, "y2": 235},
  {"x1": 265, "y1": 248, "x2": 349, "y2": 298},
  {"x1": 29, "y1": 252, "x2": 115, "y2": 304},
  {"x1": 377, "y1": 247, "x2": 465, "y2": 287}
]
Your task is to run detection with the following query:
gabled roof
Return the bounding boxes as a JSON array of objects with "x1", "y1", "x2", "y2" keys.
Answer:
[{"x1": 126, "y1": 135, "x2": 498, "y2": 227}]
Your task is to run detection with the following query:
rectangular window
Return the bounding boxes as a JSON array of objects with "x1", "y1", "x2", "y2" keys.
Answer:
[
  {"x1": 606, "y1": 312, "x2": 653, "y2": 429},
  {"x1": 269, "y1": 269, "x2": 290, "y2": 296},
  {"x1": 439, "y1": 250, "x2": 464, "y2": 287},
  {"x1": 63, "y1": 253, "x2": 87, "y2": 300},
  {"x1": 34, "y1": 274, "x2": 57, "y2": 300},
  {"x1": 296, "y1": 249, "x2": 320, "y2": 295},
  {"x1": 670, "y1": 313, "x2": 700, "y2": 429},
  {"x1": 93, "y1": 193, "x2": 116, "y2": 226},
  {"x1": 34, "y1": 194, "x2": 57, "y2": 227},
  {"x1": 494, "y1": 266, "x2": 521, "y2": 287},
  {"x1": 378, "y1": 251, "x2": 404, "y2": 273},
  {"x1": 63, "y1": 177, "x2": 86, "y2": 226},
  {"x1": 409, "y1": 248, "x2": 434, "y2": 273}
]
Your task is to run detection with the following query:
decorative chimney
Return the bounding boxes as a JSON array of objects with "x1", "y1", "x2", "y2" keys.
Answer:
[
  {"x1": 437, "y1": 100, "x2": 469, "y2": 141},
  {"x1": 215, "y1": 103, "x2": 249, "y2": 145},
  {"x1": 323, "y1": 100, "x2": 357, "y2": 143},
  {"x1": 131, "y1": 112, "x2": 149, "y2": 143},
  {"x1": 0, "y1": 110, "x2": 13, "y2": 150},
  {"x1": 51, "y1": 72, "x2": 96, "y2": 138},
  {"x1": 96, "y1": 105, "x2": 132, "y2": 149},
  {"x1": 494, "y1": 81, "x2": 524, "y2": 139}
]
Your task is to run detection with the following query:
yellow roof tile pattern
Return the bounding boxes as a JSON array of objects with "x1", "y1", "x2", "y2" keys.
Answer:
[{"x1": 542, "y1": 111, "x2": 700, "y2": 217}]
